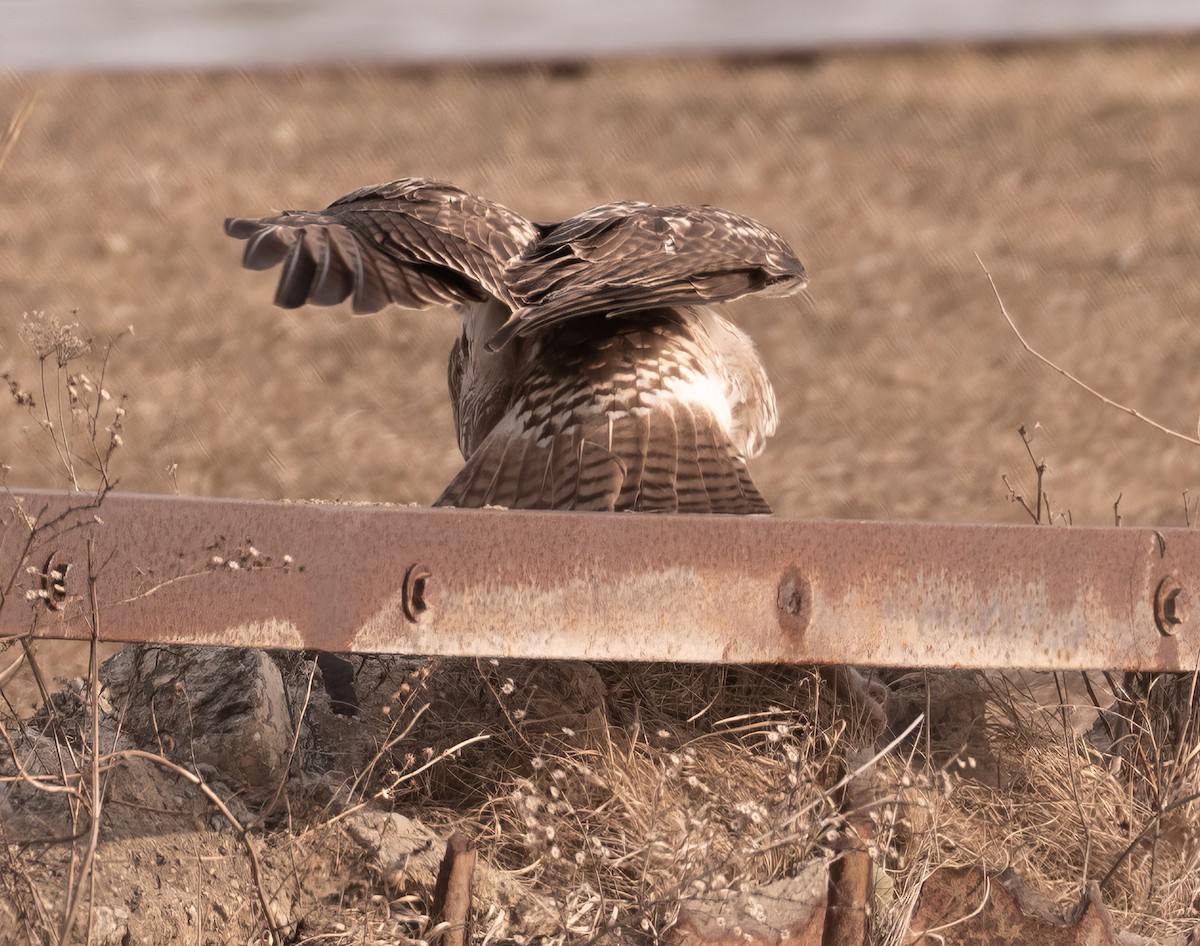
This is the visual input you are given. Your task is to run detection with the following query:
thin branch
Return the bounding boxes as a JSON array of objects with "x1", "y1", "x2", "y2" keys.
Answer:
[
  {"x1": 979, "y1": 255, "x2": 1200, "y2": 447},
  {"x1": 36, "y1": 359, "x2": 78, "y2": 490},
  {"x1": 321, "y1": 732, "x2": 492, "y2": 831},
  {"x1": 1016, "y1": 425, "x2": 1046, "y2": 524},
  {"x1": 1002, "y1": 473, "x2": 1039, "y2": 524},
  {"x1": 57, "y1": 539, "x2": 104, "y2": 946},
  {"x1": 1100, "y1": 788, "x2": 1200, "y2": 892},
  {"x1": 0, "y1": 719, "x2": 83, "y2": 795},
  {"x1": 0, "y1": 94, "x2": 37, "y2": 179}
]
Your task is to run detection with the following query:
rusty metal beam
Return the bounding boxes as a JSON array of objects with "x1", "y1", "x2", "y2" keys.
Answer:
[{"x1": 1, "y1": 488, "x2": 1198, "y2": 671}]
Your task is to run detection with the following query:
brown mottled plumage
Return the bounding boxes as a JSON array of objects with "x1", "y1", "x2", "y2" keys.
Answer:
[{"x1": 225, "y1": 177, "x2": 806, "y2": 514}]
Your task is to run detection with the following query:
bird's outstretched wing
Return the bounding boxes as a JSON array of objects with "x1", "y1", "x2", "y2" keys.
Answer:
[
  {"x1": 486, "y1": 202, "x2": 806, "y2": 350},
  {"x1": 224, "y1": 178, "x2": 539, "y2": 314}
]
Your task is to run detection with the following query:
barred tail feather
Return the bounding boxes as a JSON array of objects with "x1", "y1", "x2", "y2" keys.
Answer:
[{"x1": 434, "y1": 404, "x2": 770, "y2": 515}]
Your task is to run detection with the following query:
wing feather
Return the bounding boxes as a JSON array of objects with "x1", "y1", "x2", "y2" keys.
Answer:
[
  {"x1": 226, "y1": 177, "x2": 539, "y2": 315},
  {"x1": 635, "y1": 407, "x2": 680, "y2": 512},
  {"x1": 309, "y1": 228, "x2": 358, "y2": 305},
  {"x1": 488, "y1": 203, "x2": 805, "y2": 349}
]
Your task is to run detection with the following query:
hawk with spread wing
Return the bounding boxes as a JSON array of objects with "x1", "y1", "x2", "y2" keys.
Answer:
[{"x1": 226, "y1": 178, "x2": 806, "y2": 514}]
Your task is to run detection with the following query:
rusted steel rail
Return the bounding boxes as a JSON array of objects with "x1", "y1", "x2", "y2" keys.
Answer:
[{"x1": 1, "y1": 487, "x2": 1197, "y2": 671}]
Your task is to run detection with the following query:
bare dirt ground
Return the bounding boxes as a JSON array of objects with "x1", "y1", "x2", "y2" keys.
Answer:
[
  {"x1": 2, "y1": 42, "x2": 1200, "y2": 524},
  {"x1": 3, "y1": 39, "x2": 1200, "y2": 945}
]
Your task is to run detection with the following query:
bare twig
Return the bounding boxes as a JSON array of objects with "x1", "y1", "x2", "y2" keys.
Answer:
[
  {"x1": 108, "y1": 748, "x2": 283, "y2": 944},
  {"x1": 56, "y1": 539, "x2": 104, "y2": 946},
  {"x1": 1100, "y1": 787, "x2": 1200, "y2": 893},
  {"x1": 0, "y1": 642, "x2": 33, "y2": 687},
  {"x1": 322, "y1": 732, "x2": 492, "y2": 831},
  {"x1": 1017, "y1": 425, "x2": 1046, "y2": 524},
  {"x1": 0, "y1": 719, "x2": 83, "y2": 795},
  {"x1": 980, "y1": 255, "x2": 1200, "y2": 446},
  {"x1": 1002, "y1": 473, "x2": 1039, "y2": 523},
  {"x1": 36, "y1": 358, "x2": 78, "y2": 490},
  {"x1": 0, "y1": 94, "x2": 37, "y2": 179}
]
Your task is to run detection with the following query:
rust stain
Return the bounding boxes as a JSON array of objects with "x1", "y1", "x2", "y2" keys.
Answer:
[
  {"x1": 776, "y1": 566, "x2": 812, "y2": 640},
  {"x1": 4, "y1": 488, "x2": 1200, "y2": 671}
]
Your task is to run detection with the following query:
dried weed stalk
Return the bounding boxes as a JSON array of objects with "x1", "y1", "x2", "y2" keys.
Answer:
[
  {"x1": 0, "y1": 312, "x2": 294, "y2": 945},
  {"x1": 984, "y1": 258, "x2": 1200, "y2": 940},
  {"x1": 981, "y1": 255, "x2": 1200, "y2": 448}
]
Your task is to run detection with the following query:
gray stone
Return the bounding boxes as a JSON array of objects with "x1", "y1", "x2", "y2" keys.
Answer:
[
  {"x1": 675, "y1": 861, "x2": 829, "y2": 946},
  {"x1": 101, "y1": 645, "x2": 293, "y2": 789},
  {"x1": 343, "y1": 810, "x2": 557, "y2": 926},
  {"x1": 91, "y1": 905, "x2": 131, "y2": 946},
  {"x1": 343, "y1": 809, "x2": 443, "y2": 890}
]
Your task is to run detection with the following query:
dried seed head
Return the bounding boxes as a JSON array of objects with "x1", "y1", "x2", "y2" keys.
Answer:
[{"x1": 19, "y1": 311, "x2": 92, "y2": 367}]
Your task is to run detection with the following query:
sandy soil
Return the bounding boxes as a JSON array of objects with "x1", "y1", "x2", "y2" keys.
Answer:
[
  {"x1": 2, "y1": 42, "x2": 1200, "y2": 528},
  {"x1": 5, "y1": 39, "x2": 1200, "y2": 717},
  {"x1": 3, "y1": 39, "x2": 1200, "y2": 943}
]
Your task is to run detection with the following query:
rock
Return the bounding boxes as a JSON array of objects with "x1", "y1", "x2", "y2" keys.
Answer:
[
  {"x1": 101, "y1": 645, "x2": 293, "y2": 789},
  {"x1": 908, "y1": 867, "x2": 1127, "y2": 945},
  {"x1": 343, "y1": 810, "x2": 443, "y2": 892},
  {"x1": 673, "y1": 861, "x2": 829, "y2": 946},
  {"x1": 92, "y1": 905, "x2": 131, "y2": 946},
  {"x1": 343, "y1": 810, "x2": 557, "y2": 927},
  {"x1": 0, "y1": 725, "x2": 82, "y2": 838}
]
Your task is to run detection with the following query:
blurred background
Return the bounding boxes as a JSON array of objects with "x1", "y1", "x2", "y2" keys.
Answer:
[{"x1": 3, "y1": 1, "x2": 1200, "y2": 529}]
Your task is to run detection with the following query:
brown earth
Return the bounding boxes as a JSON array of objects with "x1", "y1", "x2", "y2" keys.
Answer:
[
  {"x1": 5, "y1": 39, "x2": 1200, "y2": 711},
  {"x1": 2, "y1": 41, "x2": 1200, "y2": 526},
  {"x1": 3, "y1": 39, "x2": 1200, "y2": 945}
]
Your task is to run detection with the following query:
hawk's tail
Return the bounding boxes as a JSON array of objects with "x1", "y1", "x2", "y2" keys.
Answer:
[{"x1": 433, "y1": 401, "x2": 771, "y2": 515}]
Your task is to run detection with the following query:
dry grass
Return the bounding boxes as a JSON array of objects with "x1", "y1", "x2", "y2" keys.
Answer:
[
  {"x1": 6, "y1": 633, "x2": 1200, "y2": 943},
  {"x1": 892, "y1": 674, "x2": 1200, "y2": 943},
  {"x1": 416, "y1": 662, "x2": 876, "y2": 940}
]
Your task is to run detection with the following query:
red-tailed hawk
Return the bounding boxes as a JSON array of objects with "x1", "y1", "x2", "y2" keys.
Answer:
[{"x1": 226, "y1": 178, "x2": 806, "y2": 514}]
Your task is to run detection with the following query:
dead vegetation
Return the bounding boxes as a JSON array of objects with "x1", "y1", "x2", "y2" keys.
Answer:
[{"x1": 7, "y1": 616, "x2": 1200, "y2": 944}]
